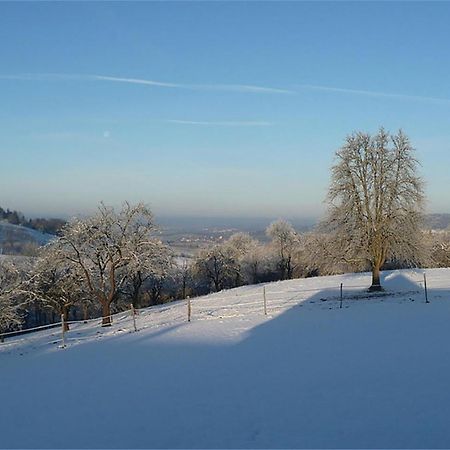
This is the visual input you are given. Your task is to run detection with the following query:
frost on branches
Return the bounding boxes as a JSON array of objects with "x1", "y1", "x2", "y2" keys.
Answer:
[
  {"x1": 321, "y1": 128, "x2": 425, "y2": 291},
  {"x1": 49, "y1": 202, "x2": 172, "y2": 326},
  {"x1": 27, "y1": 246, "x2": 87, "y2": 331},
  {"x1": 266, "y1": 220, "x2": 301, "y2": 280},
  {"x1": 0, "y1": 260, "x2": 24, "y2": 339}
]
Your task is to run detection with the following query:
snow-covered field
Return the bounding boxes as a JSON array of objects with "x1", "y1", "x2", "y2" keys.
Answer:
[{"x1": 2, "y1": 268, "x2": 450, "y2": 448}]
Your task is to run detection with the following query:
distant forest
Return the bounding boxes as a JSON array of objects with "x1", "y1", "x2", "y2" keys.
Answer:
[{"x1": 0, "y1": 207, "x2": 65, "y2": 236}]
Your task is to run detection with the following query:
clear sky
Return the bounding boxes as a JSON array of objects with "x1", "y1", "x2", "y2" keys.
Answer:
[{"x1": 1, "y1": 1, "x2": 450, "y2": 220}]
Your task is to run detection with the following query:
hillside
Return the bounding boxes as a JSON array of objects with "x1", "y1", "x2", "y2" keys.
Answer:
[
  {"x1": 425, "y1": 213, "x2": 450, "y2": 230},
  {"x1": 0, "y1": 221, "x2": 53, "y2": 254},
  {"x1": 1, "y1": 269, "x2": 450, "y2": 448}
]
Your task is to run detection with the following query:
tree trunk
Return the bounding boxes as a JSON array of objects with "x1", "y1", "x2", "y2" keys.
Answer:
[
  {"x1": 62, "y1": 305, "x2": 70, "y2": 332},
  {"x1": 287, "y1": 257, "x2": 293, "y2": 280},
  {"x1": 82, "y1": 303, "x2": 89, "y2": 323},
  {"x1": 101, "y1": 302, "x2": 112, "y2": 326},
  {"x1": 132, "y1": 273, "x2": 143, "y2": 308},
  {"x1": 213, "y1": 276, "x2": 220, "y2": 292},
  {"x1": 132, "y1": 290, "x2": 140, "y2": 309},
  {"x1": 369, "y1": 264, "x2": 383, "y2": 291}
]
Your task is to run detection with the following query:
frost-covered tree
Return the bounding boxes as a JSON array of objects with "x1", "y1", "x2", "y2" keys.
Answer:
[
  {"x1": 224, "y1": 232, "x2": 272, "y2": 284},
  {"x1": 0, "y1": 260, "x2": 25, "y2": 340},
  {"x1": 52, "y1": 202, "x2": 162, "y2": 326},
  {"x1": 226, "y1": 233, "x2": 256, "y2": 257},
  {"x1": 322, "y1": 128, "x2": 425, "y2": 290},
  {"x1": 176, "y1": 258, "x2": 192, "y2": 299},
  {"x1": 243, "y1": 243, "x2": 270, "y2": 284},
  {"x1": 27, "y1": 246, "x2": 86, "y2": 331},
  {"x1": 429, "y1": 231, "x2": 450, "y2": 268},
  {"x1": 193, "y1": 233, "x2": 264, "y2": 292},
  {"x1": 225, "y1": 232, "x2": 259, "y2": 285},
  {"x1": 193, "y1": 244, "x2": 239, "y2": 292},
  {"x1": 266, "y1": 220, "x2": 300, "y2": 280},
  {"x1": 122, "y1": 236, "x2": 173, "y2": 308},
  {"x1": 301, "y1": 231, "x2": 355, "y2": 276}
]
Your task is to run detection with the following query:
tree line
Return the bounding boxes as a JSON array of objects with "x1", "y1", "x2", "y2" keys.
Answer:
[{"x1": 0, "y1": 206, "x2": 66, "y2": 236}]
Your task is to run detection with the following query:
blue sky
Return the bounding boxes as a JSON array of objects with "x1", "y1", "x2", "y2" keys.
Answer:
[{"x1": 1, "y1": 2, "x2": 450, "y2": 220}]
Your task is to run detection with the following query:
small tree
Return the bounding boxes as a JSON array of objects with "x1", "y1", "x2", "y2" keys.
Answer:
[
  {"x1": 225, "y1": 232, "x2": 259, "y2": 285},
  {"x1": 322, "y1": 128, "x2": 425, "y2": 290},
  {"x1": 193, "y1": 244, "x2": 239, "y2": 292},
  {"x1": 266, "y1": 220, "x2": 300, "y2": 280},
  {"x1": 176, "y1": 258, "x2": 192, "y2": 299}
]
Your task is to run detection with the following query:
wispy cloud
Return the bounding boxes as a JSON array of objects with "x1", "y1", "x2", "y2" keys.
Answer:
[
  {"x1": 296, "y1": 84, "x2": 450, "y2": 105},
  {"x1": 0, "y1": 73, "x2": 294, "y2": 95},
  {"x1": 188, "y1": 83, "x2": 293, "y2": 94},
  {"x1": 4, "y1": 73, "x2": 449, "y2": 103},
  {"x1": 95, "y1": 75, "x2": 293, "y2": 94},
  {"x1": 167, "y1": 120, "x2": 273, "y2": 126},
  {"x1": 94, "y1": 75, "x2": 181, "y2": 88}
]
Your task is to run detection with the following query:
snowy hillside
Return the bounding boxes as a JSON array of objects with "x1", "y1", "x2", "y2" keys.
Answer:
[
  {"x1": 2, "y1": 268, "x2": 450, "y2": 448},
  {"x1": 0, "y1": 221, "x2": 53, "y2": 249}
]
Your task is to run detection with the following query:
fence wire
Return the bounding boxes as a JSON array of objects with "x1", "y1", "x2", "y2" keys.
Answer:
[{"x1": 1, "y1": 276, "x2": 430, "y2": 348}]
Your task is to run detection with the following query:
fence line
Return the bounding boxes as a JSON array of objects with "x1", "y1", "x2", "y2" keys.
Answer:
[
  {"x1": 1, "y1": 276, "x2": 434, "y2": 347},
  {"x1": 0, "y1": 321, "x2": 62, "y2": 338}
]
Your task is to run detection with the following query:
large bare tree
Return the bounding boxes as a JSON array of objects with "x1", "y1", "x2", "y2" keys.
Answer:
[{"x1": 322, "y1": 128, "x2": 425, "y2": 290}]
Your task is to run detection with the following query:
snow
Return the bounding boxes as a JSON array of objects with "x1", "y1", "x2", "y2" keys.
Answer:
[
  {"x1": 2, "y1": 268, "x2": 450, "y2": 448},
  {"x1": 0, "y1": 221, "x2": 53, "y2": 247}
]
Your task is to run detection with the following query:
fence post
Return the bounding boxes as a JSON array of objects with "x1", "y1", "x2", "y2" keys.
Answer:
[
  {"x1": 187, "y1": 296, "x2": 191, "y2": 322},
  {"x1": 61, "y1": 314, "x2": 66, "y2": 348},
  {"x1": 340, "y1": 283, "x2": 343, "y2": 309},
  {"x1": 130, "y1": 304, "x2": 137, "y2": 332},
  {"x1": 424, "y1": 273, "x2": 429, "y2": 304},
  {"x1": 263, "y1": 286, "x2": 267, "y2": 316}
]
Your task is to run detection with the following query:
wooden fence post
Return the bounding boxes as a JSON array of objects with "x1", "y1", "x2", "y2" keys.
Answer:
[
  {"x1": 130, "y1": 304, "x2": 137, "y2": 332},
  {"x1": 187, "y1": 296, "x2": 191, "y2": 322},
  {"x1": 340, "y1": 283, "x2": 343, "y2": 309},
  {"x1": 424, "y1": 273, "x2": 429, "y2": 304},
  {"x1": 263, "y1": 286, "x2": 267, "y2": 316},
  {"x1": 61, "y1": 314, "x2": 66, "y2": 348}
]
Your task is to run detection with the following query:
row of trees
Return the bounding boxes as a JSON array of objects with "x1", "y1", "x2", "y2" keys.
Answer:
[
  {"x1": 192, "y1": 220, "x2": 302, "y2": 292},
  {"x1": 2, "y1": 215, "x2": 450, "y2": 336},
  {"x1": 0, "y1": 210, "x2": 307, "y2": 334}
]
